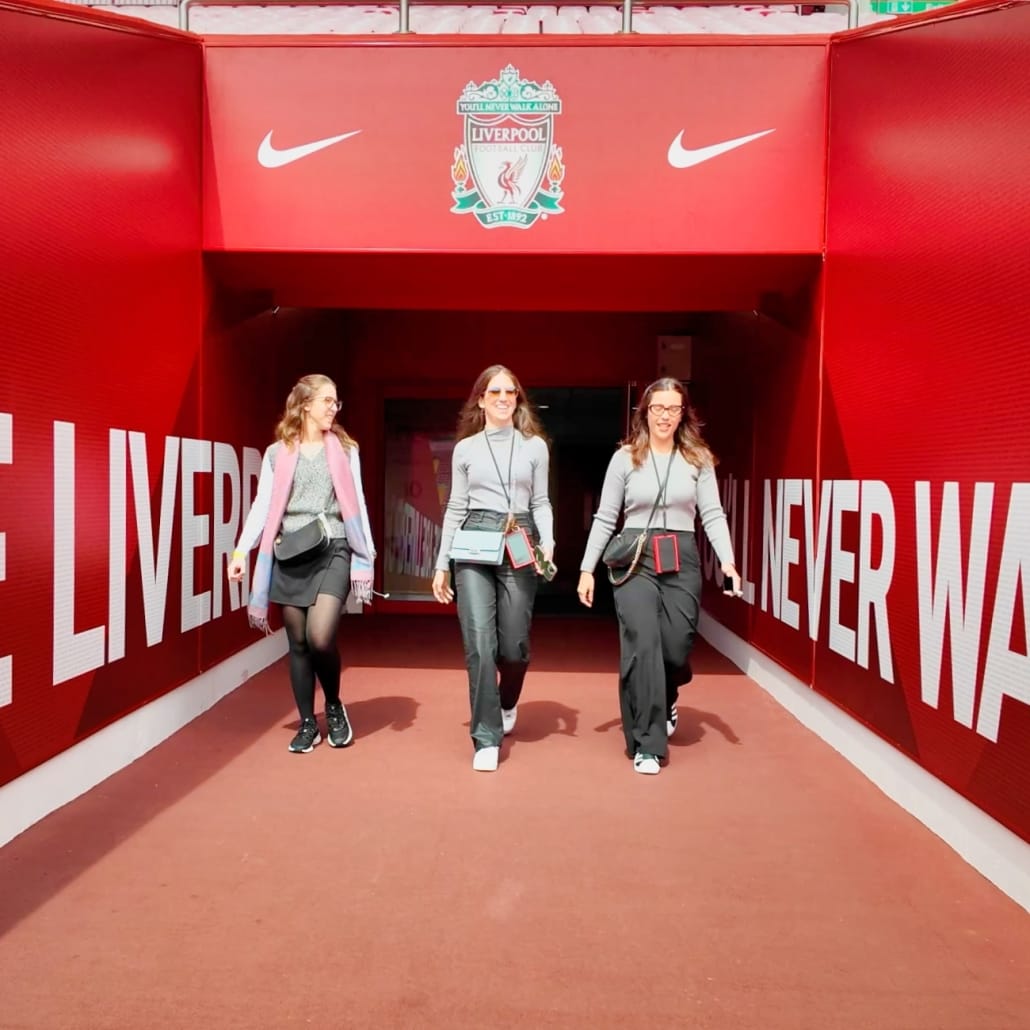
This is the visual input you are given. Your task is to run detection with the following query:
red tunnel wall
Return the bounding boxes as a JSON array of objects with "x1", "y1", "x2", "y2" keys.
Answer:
[
  {"x1": 693, "y1": 4, "x2": 1030, "y2": 844},
  {"x1": 0, "y1": 5, "x2": 330, "y2": 789},
  {"x1": 818, "y1": 5, "x2": 1030, "y2": 842}
]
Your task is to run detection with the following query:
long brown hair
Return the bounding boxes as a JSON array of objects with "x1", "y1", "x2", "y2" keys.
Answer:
[
  {"x1": 274, "y1": 373, "x2": 358, "y2": 450},
  {"x1": 455, "y1": 364, "x2": 547, "y2": 442},
  {"x1": 622, "y1": 377, "x2": 715, "y2": 469}
]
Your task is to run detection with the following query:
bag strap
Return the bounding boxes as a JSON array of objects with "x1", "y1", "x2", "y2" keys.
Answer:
[
  {"x1": 608, "y1": 449, "x2": 675, "y2": 586},
  {"x1": 646, "y1": 448, "x2": 675, "y2": 533},
  {"x1": 484, "y1": 431, "x2": 517, "y2": 531}
]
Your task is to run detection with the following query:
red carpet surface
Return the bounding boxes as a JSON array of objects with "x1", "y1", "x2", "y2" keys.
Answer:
[{"x1": 1, "y1": 615, "x2": 1028, "y2": 1029}]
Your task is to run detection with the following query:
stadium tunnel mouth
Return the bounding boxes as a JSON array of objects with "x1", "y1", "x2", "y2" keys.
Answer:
[{"x1": 203, "y1": 249, "x2": 823, "y2": 616}]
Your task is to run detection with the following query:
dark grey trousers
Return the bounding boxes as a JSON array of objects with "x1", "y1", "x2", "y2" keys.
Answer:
[
  {"x1": 612, "y1": 531, "x2": 701, "y2": 759},
  {"x1": 455, "y1": 558, "x2": 539, "y2": 750}
]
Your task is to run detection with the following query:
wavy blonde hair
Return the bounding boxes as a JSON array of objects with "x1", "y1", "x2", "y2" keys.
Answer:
[
  {"x1": 455, "y1": 364, "x2": 547, "y2": 443},
  {"x1": 274, "y1": 374, "x2": 357, "y2": 450},
  {"x1": 623, "y1": 377, "x2": 715, "y2": 469}
]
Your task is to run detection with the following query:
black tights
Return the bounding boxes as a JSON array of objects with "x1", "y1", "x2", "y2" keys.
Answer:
[{"x1": 281, "y1": 593, "x2": 345, "y2": 722}]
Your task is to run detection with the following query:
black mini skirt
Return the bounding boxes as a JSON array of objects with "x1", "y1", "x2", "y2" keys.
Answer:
[{"x1": 269, "y1": 538, "x2": 352, "y2": 608}]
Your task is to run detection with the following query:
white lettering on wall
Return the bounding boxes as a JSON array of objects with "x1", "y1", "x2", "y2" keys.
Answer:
[
  {"x1": 240, "y1": 446, "x2": 261, "y2": 603},
  {"x1": 779, "y1": 478, "x2": 803, "y2": 631},
  {"x1": 916, "y1": 481, "x2": 993, "y2": 727},
  {"x1": 3, "y1": 421, "x2": 261, "y2": 698},
  {"x1": 0, "y1": 412, "x2": 11, "y2": 707},
  {"x1": 53, "y1": 421, "x2": 106, "y2": 686},
  {"x1": 699, "y1": 470, "x2": 1028, "y2": 740},
  {"x1": 977, "y1": 483, "x2": 1030, "y2": 743},
  {"x1": 761, "y1": 479, "x2": 784, "y2": 617},
  {"x1": 857, "y1": 481, "x2": 895, "y2": 683},
  {"x1": 131, "y1": 432, "x2": 179, "y2": 648},
  {"x1": 212, "y1": 442, "x2": 241, "y2": 620},
  {"x1": 108, "y1": 429, "x2": 127, "y2": 663},
  {"x1": 803, "y1": 479, "x2": 832, "y2": 642},
  {"x1": 180, "y1": 438, "x2": 211, "y2": 634},
  {"x1": 740, "y1": 479, "x2": 755, "y2": 604},
  {"x1": 707, "y1": 473, "x2": 731, "y2": 584},
  {"x1": 828, "y1": 479, "x2": 860, "y2": 664}
]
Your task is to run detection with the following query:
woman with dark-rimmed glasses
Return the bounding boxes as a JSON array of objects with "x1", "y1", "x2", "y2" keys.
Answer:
[
  {"x1": 432, "y1": 364, "x2": 555, "y2": 773},
  {"x1": 228, "y1": 374, "x2": 376, "y2": 754},
  {"x1": 577, "y1": 377, "x2": 741, "y2": 776}
]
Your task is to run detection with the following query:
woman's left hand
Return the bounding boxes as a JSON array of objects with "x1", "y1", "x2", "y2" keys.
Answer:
[{"x1": 721, "y1": 562, "x2": 743, "y2": 597}]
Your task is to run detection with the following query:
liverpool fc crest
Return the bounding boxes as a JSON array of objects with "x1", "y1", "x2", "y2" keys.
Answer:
[{"x1": 450, "y1": 65, "x2": 565, "y2": 229}]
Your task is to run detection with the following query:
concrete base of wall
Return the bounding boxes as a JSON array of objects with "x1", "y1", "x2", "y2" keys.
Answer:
[
  {"x1": 699, "y1": 611, "x2": 1030, "y2": 915},
  {"x1": 0, "y1": 630, "x2": 287, "y2": 849}
]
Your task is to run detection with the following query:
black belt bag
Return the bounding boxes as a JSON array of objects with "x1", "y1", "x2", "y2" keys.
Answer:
[{"x1": 274, "y1": 513, "x2": 332, "y2": 566}]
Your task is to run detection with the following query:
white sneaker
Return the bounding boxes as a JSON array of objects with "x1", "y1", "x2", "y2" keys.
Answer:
[
  {"x1": 472, "y1": 746, "x2": 499, "y2": 772},
  {"x1": 633, "y1": 752, "x2": 660, "y2": 775},
  {"x1": 501, "y1": 706, "x2": 517, "y2": 735},
  {"x1": 667, "y1": 705, "x2": 678, "y2": 738}
]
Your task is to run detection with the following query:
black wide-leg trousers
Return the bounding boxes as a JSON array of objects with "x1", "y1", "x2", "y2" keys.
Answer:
[
  {"x1": 455, "y1": 558, "x2": 539, "y2": 751},
  {"x1": 612, "y1": 531, "x2": 701, "y2": 759}
]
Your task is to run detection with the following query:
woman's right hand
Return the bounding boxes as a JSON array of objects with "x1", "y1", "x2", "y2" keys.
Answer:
[
  {"x1": 227, "y1": 555, "x2": 246, "y2": 582},
  {"x1": 577, "y1": 572, "x2": 595, "y2": 608},
  {"x1": 432, "y1": 569, "x2": 454, "y2": 604}
]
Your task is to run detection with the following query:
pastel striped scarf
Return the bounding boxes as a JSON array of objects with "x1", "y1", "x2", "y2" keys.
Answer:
[{"x1": 248, "y1": 433, "x2": 374, "y2": 632}]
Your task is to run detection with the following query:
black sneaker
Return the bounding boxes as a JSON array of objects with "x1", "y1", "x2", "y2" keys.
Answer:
[
  {"x1": 288, "y1": 718, "x2": 321, "y2": 753},
  {"x1": 667, "y1": 705, "x2": 679, "y2": 738},
  {"x1": 326, "y1": 701, "x2": 354, "y2": 748}
]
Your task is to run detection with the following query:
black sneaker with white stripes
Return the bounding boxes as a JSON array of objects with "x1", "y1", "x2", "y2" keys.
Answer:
[
  {"x1": 667, "y1": 704, "x2": 679, "y2": 738},
  {"x1": 289, "y1": 718, "x2": 321, "y2": 753},
  {"x1": 325, "y1": 700, "x2": 354, "y2": 748}
]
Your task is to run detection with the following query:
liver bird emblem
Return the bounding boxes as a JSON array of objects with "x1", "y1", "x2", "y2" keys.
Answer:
[{"x1": 497, "y1": 155, "x2": 528, "y2": 205}]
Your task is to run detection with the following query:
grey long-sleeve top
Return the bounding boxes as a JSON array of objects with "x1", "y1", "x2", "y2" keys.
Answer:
[
  {"x1": 434, "y1": 426, "x2": 554, "y2": 572},
  {"x1": 579, "y1": 447, "x2": 735, "y2": 572}
]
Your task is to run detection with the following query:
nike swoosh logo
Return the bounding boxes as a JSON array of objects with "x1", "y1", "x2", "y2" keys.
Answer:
[
  {"x1": 667, "y1": 128, "x2": 775, "y2": 169},
  {"x1": 256, "y1": 129, "x2": 362, "y2": 169}
]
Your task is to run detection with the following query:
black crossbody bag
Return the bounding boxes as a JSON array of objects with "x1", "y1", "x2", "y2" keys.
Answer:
[{"x1": 274, "y1": 511, "x2": 332, "y2": 566}]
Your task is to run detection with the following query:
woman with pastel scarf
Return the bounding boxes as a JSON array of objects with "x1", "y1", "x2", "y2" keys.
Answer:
[{"x1": 228, "y1": 374, "x2": 376, "y2": 754}]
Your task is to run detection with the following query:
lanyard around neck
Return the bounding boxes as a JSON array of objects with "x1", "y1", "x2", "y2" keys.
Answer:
[
  {"x1": 649, "y1": 448, "x2": 675, "y2": 532},
  {"x1": 484, "y1": 431, "x2": 516, "y2": 514}
]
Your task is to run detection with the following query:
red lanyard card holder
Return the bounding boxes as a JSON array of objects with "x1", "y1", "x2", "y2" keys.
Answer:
[
  {"x1": 505, "y1": 526, "x2": 536, "y2": 569},
  {"x1": 653, "y1": 533, "x2": 680, "y2": 575}
]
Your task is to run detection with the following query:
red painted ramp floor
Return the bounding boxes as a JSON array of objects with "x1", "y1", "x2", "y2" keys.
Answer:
[{"x1": 1, "y1": 615, "x2": 1028, "y2": 1029}]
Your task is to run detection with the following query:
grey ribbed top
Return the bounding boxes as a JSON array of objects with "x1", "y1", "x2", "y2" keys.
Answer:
[
  {"x1": 579, "y1": 447, "x2": 735, "y2": 572},
  {"x1": 271, "y1": 443, "x2": 347, "y2": 539},
  {"x1": 435, "y1": 426, "x2": 554, "y2": 571}
]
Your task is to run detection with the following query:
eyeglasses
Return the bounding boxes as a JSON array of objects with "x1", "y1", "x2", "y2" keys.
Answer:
[
  {"x1": 648, "y1": 404, "x2": 683, "y2": 417},
  {"x1": 318, "y1": 397, "x2": 342, "y2": 412},
  {"x1": 486, "y1": 388, "x2": 518, "y2": 398}
]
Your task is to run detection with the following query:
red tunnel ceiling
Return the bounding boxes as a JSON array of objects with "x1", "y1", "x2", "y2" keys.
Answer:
[{"x1": 206, "y1": 252, "x2": 821, "y2": 311}]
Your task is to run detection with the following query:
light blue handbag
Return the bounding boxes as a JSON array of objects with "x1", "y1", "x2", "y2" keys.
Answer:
[{"x1": 450, "y1": 528, "x2": 505, "y2": 565}]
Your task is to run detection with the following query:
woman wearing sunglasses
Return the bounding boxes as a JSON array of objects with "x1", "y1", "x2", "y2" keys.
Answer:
[
  {"x1": 228, "y1": 374, "x2": 376, "y2": 754},
  {"x1": 432, "y1": 364, "x2": 555, "y2": 772},
  {"x1": 577, "y1": 377, "x2": 741, "y2": 775}
]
